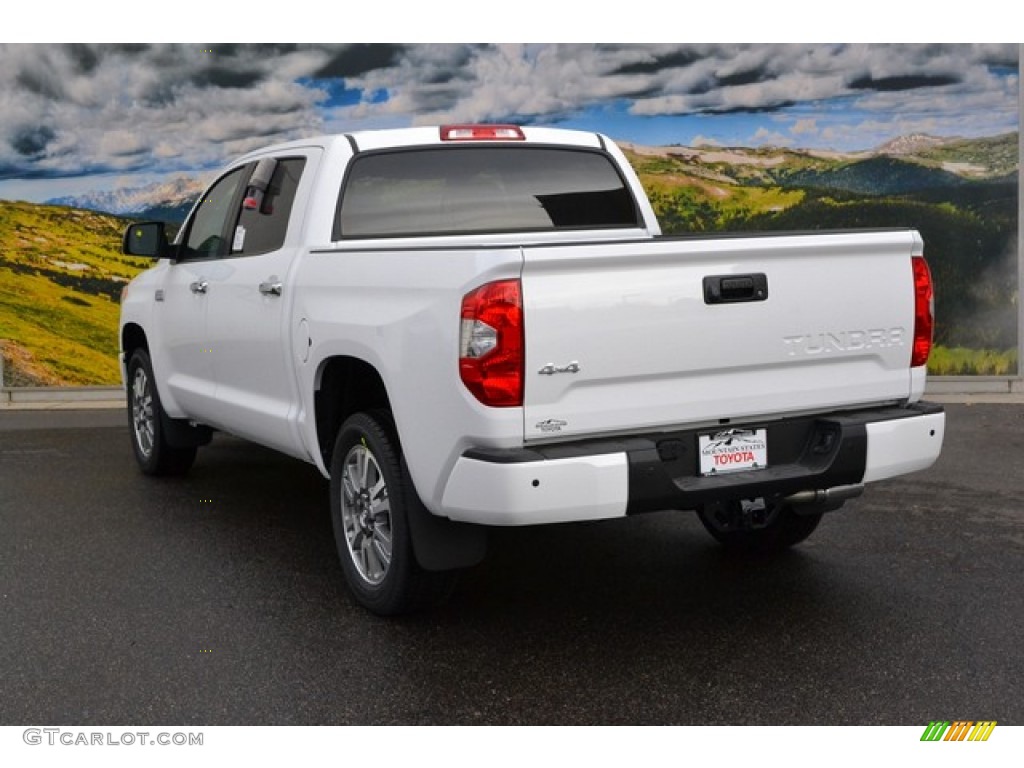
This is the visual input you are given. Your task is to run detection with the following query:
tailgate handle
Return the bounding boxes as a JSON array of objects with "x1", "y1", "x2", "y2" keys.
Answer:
[{"x1": 703, "y1": 273, "x2": 768, "y2": 305}]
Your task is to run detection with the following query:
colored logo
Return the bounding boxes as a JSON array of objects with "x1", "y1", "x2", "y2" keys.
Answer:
[{"x1": 920, "y1": 721, "x2": 996, "y2": 742}]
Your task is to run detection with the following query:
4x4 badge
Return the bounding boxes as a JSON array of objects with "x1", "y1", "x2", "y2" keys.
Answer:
[{"x1": 538, "y1": 361, "x2": 580, "y2": 375}]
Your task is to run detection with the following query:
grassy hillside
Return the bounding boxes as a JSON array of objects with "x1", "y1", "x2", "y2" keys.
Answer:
[
  {"x1": 912, "y1": 133, "x2": 1019, "y2": 178},
  {"x1": 0, "y1": 201, "x2": 151, "y2": 385},
  {"x1": 625, "y1": 146, "x2": 808, "y2": 231},
  {"x1": 777, "y1": 156, "x2": 968, "y2": 195}
]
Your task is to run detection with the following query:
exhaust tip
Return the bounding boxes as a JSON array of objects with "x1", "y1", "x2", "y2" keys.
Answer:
[{"x1": 785, "y1": 484, "x2": 864, "y2": 513}]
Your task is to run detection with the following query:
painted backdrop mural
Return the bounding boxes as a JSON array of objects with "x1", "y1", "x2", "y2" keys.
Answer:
[{"x1": 0, "y1": 43, "x2": 1019, "y2": 384}]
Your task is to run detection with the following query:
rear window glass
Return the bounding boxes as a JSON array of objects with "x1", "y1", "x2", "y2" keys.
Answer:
[{"x1": 336, "y1": 146, "x2": 640, "y2": 238}]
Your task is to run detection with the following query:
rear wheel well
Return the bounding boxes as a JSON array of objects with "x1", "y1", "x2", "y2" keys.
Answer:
[
  {"x1": 315, "y1": 357, "x2": 392, "y2": 466},
  {"x1": 315, "y1": 357, "x2": 487, "y2": 574}
]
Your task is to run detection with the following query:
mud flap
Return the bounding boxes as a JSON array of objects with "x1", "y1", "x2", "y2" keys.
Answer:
[
  {"x1": 161, "y1": 412, "x2": 213, "y2": 448},
  {"x1": 402, "y1": 458, "x2": 487, "y2": 571}
]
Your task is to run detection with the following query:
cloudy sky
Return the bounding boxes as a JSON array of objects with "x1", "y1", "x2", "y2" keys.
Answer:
[{"x1": 0, "y1": 43, "x2": 1018, "y2": 202}]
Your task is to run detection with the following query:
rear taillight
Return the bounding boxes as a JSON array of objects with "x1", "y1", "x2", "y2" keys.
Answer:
[
  {"x1": 459, "y1": 279, "x2": 524, "y2": 407},
  {"x1": 441, "y1": 124, "x2": 525, "y2": 141},
  {"x1": 911, "y1": 255, "x2": 934, "y2": 368}
]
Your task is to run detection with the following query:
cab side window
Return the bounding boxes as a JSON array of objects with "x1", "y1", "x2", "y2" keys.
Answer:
[
  {"x1": 233, "y1": 157, "x2": 306, "y2": 256},
  {"x1": 182, "y1": 167, "x2": 247, "y2": 259}
]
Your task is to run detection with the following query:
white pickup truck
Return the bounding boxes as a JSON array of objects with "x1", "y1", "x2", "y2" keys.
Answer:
[{"x1": 119, "y1": 124, "x2": 945, "y2": 614}]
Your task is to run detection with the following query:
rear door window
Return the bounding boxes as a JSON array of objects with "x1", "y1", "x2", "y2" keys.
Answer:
[
  {"x1": 233, "y1": 157, "x2": 306, "y2": 256},
  {"x1": 336, "y1": 146, "x2": 640, "y2": 238}
]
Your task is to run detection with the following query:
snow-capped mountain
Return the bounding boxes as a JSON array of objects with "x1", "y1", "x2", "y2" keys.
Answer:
[
  {"x1": 47, "y1": 176, "x2": 208, "y2": 221},
  {"x1": 874, "y1": 133, "x2": 950, "y2": 156}
]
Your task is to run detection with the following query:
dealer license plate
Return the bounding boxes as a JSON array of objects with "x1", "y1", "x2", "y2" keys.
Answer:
[{"x1": 698, "y1": 428, "x2": 768, "y2": 476}]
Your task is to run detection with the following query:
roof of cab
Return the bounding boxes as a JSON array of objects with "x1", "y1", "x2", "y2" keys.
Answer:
[
  {"x1": 347, "y1": 125, "x2": 605, "y2": 151},
  {"x1": 233, "y1": 124, "x2": 606, "y2": 163}
]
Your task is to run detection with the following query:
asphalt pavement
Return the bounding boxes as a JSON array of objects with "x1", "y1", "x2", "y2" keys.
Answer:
[{"x1": 1, "y1": 403, "x2": 1022, "y2": 725}]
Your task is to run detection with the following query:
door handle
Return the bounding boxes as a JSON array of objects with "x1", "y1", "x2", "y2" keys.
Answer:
[
  {"x1": 259, "y1": 280, "x2": 283, "y2": 297},
  {"x1": 189, "y1": 280, "x2": 209, "y2": 295},
  {"x1": 703, "y1": 274, "x2": 768, "y2": 304}
]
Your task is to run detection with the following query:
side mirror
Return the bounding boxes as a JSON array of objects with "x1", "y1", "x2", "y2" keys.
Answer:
[{"x1": 123, "y1": 221, "x2": 172, "y2": 259}]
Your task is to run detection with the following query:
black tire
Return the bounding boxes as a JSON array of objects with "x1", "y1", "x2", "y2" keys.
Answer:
[
  {"x1": 126, "y1": 348, "x2": 197, "y2": 476},
  {"x1": 697, "y1": 500, "x2": 823, "y2": 555},
  {"x1": 329, "y1": 412, "x2": 457, "y2": 616}
]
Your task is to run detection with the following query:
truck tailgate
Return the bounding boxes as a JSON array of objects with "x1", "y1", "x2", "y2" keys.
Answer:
[{"x1": 521, "y1": 229, "x2": 922, "y2": 442}]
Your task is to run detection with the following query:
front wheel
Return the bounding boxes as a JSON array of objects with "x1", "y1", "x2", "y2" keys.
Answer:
[
  {"x1": 126, "y1": 349, "x2": 197, "y2": 476},
  {"x1": 697, "y1": 499, "x2": 823, "y2": 555},
  {"x1": 329, "y1": 412, "x2": 456, "y2": 615}
]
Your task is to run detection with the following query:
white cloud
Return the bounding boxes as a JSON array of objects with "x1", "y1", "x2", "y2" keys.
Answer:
[
  {"x1": 752, "y1": 127, "x2": 792, "y2": 147},
  {"x1": 791, "y1": 119, "x2": 819, "y2": 136},
  {"x1": 0, "y1": 44, "x2": 333, "y2": 180},
  {"x1": 690, "y1": 135, "x2": 722, "y2": 148}
]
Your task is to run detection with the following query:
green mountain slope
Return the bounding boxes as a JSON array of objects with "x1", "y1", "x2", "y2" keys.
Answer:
[
  {"x1": 910, "y1": 133, "x2": 1019, "y2": 178},
  {"x1": 0, "y1": 201, "x2": 151, "y2": 385},
  {"x1": 776, "y1": 156, "x2": 968, "y2": 195}
]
